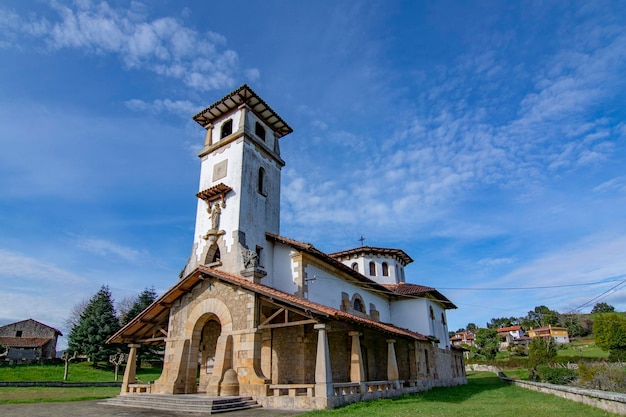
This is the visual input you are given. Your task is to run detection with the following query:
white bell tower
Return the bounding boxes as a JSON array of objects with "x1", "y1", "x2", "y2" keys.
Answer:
[{"x1": 180, "y1": 85, "x2": 293, "y2": 281}]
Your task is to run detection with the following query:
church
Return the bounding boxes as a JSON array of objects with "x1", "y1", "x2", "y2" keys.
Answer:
[{"x1": 109, "y1": 85, "x2": 467, "y2": 410}]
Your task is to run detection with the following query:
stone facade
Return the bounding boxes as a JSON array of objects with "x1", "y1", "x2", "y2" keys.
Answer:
[{"x1": 0, "y1": 319, "x2": 62, "y2": 361}]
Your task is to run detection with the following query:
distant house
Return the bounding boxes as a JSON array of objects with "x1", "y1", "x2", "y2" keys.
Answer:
[
  {"x1": 527, "y1": 325, "x2": 570, "y2": 344},
  {"x1": 0, "y1": 319, "x2": 63, "y2": 361},
  {"x1": 450, "y1": 331, "x2": 475, "y2": 347},
  {"x1": 496, "y1": 325, "x2": 524, "y2": 350}
]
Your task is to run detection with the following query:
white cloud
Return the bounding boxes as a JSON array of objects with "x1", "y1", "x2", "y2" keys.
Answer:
[
  {"x1": 0, "y1": 249, "x2": 87, "y2": 285},
  {"x1": 125, "y1": 98, "x2": 199, "y2": 117},
  {"x1": 74, "y1": 237, "x2": 146, "y2": 263},
  {"x1": 1, "y1": 1, "x2": 240, "y2": 91}
]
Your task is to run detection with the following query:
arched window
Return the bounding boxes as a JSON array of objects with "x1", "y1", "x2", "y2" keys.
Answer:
[
  {"x1": 353, "y1": 298, "x2": 364, "y2": 313},
  {"x1": 382, "y1": 262, "x2": 389, "y2": 276},
  {"x1": 351, "y1": 262, "x2": 358, "y2": 272},
  {"x1": 258, "y1": 167, "x2": 266, "y2": 195},
  {"x1": 441, "y1": 312, "x2": 446, "y2": 325},
  {"x1": 429, "y1": 306, "x2": 435, "y2": 320},
  {"x1": 369, "y1": 261, "x2": 376, "y2": 276},
  {"x1": 255, "y1": 121, "x2": 266, "y2": 141},
  {"x1": 221, "y1": 119, "x2": 233, "y2": 139}
]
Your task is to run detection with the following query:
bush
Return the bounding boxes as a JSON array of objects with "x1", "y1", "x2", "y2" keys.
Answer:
[
  {"x1": 533, "y1": 365, "x2": 577, "y2": 385},
  {"x1": 577, "y1": 362, "x2": 626, "y2": 393}
]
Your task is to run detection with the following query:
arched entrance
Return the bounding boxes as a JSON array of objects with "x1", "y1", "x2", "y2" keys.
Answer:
[{"x1": 198, "y1": 318, "x2": 221, "y2": 392}]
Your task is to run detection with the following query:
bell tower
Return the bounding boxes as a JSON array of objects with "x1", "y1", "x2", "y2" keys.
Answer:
[{"x1": 180, "y1": 85, "x2": 293, "y2": 281}]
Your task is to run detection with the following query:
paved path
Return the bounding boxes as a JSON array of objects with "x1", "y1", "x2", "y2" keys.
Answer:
[{"x1": 0, "y1": 400, "x2": 304, "y2": 417}]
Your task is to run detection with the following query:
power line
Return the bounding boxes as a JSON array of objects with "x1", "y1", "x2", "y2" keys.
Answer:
[
  {"x1": 571, "y1": 278, "x2": 626, "y2": 312},
  {"x1": 436, "y1": 274, "x2": 626, "y2": 291}
]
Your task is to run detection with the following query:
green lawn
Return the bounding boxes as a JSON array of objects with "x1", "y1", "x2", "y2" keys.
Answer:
[
  {"x1": 300, "y1": 372, "x2": 618, "y2": 417},
  {"x1": 0, "y1": 362, "x2": 162, "y2": 382},
  {"x1": 558, "y1": 341, "x2": 609, "y2": 359}
]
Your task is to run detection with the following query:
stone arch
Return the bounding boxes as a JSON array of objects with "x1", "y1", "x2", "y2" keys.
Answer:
[
  {"x1": 351, "y1": 293, "x2": 366, "y2": 314},
  {"x1": 185, "y1": 297, "x2": 234, "y2": 396}
]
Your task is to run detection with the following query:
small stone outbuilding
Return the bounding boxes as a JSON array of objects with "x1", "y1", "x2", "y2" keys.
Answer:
[{"x1": 0, "y1": 318, "x2": 63, "y2": 362}]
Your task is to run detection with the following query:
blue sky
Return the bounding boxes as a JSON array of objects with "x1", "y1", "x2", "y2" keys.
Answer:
[{"x1": 1, "y1": 1, "x2": 625, "y2": 347}]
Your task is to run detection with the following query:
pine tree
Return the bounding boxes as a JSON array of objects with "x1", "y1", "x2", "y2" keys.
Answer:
[
  {"x1": 68, "y1": 285, "x2": 121, "y2": 367},
  {"x1": 121, "y1": 287, "x2": 158, "y2": 326},
  {"x1": 120, "y1": 286, "x2": 160, "y2": 368}
]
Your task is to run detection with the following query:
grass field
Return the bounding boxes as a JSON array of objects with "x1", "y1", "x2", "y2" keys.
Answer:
[
  {"x1": 558, "y1": 340, "x2": 609, "y2": 359},
  {"x1": 0, "y1": 362, "x2": 162, "y2": 382},
  {"x1": 300, "y1": 372, "x2": 619, "y2": 417}
]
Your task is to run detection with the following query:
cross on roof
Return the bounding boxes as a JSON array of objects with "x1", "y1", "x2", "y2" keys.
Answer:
[{"x1": 358, "y1": 235, "x2": 366, "y2": 246}]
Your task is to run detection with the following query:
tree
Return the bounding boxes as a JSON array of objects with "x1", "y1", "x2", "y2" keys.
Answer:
[
  {"x1": 594, "y1": 313, "x2": 626, "y2": 361},
  {"x1": 486, "y1": 316, "x2": 518, "y2": 330},
  {"x1": 466, "y1": 323, "x2": 477, "y2": 333},
  {"x1": 528, "y1": 337, "x2": 557, "y2": 366},
  {"x1": 526, "y1": 305, "x2": 560, "y2": 328},
  {"x1": 591, "y1": 302, "x2": 615, "y2": 314},
  {"x1": 64, "y1": 299, "x2": 89, "y2": 330},
  {"x1": 120, "y1": 287, "x2": 160, "y2": 368},
  {"x1": 475, "y1": 328, "x2": 499, "y2": 359},
  {"x1": 68, "y1": 286, "x2": 121, "y2": 367},
  {"x1": 120, "y1": 287, "x2": 158, "y2": 326}
]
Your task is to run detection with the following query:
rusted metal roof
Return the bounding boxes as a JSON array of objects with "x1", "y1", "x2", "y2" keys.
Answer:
[{"x1": 193, "y1": 84, "x2": 293, "y2": 138}]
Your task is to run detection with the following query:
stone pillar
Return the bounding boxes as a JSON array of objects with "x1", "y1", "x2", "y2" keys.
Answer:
[
  {"x1": 204, "y1": 123, "x2": 214, "y2": 147},
  {"x1": 314, "y1": 324, "x2": 333, "y2": 398},
  {"x1": 238, "y1": 104, "x2": 248, "y2": 130},
  {"x1": 387, "y1": 339, "x2": 400, "y2": 388},
  {"x1": 121, "y1": 344, "x2": 140, "y2": 395},
  {"x1": 349, "y1": 331, "x2": 365, "y2": 385}
]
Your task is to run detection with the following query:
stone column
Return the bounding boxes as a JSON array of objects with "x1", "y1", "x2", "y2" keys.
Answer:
[
  {"x1": 204, "y1": 123, "x2": 214, "y2": 147},
  {"x1": 121, "y1": 344, "x2": 140, "y2": 395},
  {"x1": 348, "y1": 331, "x2": 365, "y2": 386},
  {"x1": 314, "y1": 324, "x2": 333, "y2": 398},
  {"x1": 387, "y1": 339, "x2": 400, "y2": 388}
]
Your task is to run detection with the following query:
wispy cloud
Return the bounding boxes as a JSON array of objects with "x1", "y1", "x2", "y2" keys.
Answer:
[
  {"x1": 125, "y1": 98, "x2": 200, "y2": 117},
  {"x1": 74, "y1": 237, "x2": 146, "y2": 263},
  {"x1": 0, "y1": 249, "x2": 87, "y2": 285},
  {"x1": 0, "y1": 1, "x2": 251, "y2": 91}
]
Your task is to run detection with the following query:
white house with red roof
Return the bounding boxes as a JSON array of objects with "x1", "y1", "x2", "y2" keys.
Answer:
[{"x1": 109, "y1": 85, "x2": 466, "y2": 410}]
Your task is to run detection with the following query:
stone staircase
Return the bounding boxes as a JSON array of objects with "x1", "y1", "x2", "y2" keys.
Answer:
[{"x1": 100, "y1": 394, "x2": 261, "y2": 414}]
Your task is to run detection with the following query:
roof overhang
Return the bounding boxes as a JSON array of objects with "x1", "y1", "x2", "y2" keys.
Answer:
[{"x1": 193, "y1": 84, "x2": 293, "y2": 138}]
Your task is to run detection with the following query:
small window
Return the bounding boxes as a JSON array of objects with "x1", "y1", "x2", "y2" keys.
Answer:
[
  {"x1": 258, "y1": 167, "x2": 266, "y2": 195},
  {"x1": 351, "y1": 262, "x2": 358, "y2": 271},
  {"x1": 255, "y1": 122, "x2": 266, "y2": 141},
  {"x1": 353, "y1": 298, "x2": 364, "y2": 313},
  {"x1": 429, "y1": 306, "x2": 435, "y2": 320},
  {"x1": 221, "y1": 119, "x2": 233, "y2": 139},
  {"x1": 441, "y1": 312, "x2": 446, "y2": 325},
  {"x1": 16, "y1": 330, "x2": 23, "y2": 337},
  {"x1": 382, "y1": 262, "x2": 389, "y2": 276}
]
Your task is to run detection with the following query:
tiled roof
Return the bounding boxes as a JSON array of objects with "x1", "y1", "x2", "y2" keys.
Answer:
[
  {"x1": 497, "y1": 325, "x2": 522, "y2": 333},
  {"x1": 383, "y1": 283, "x2": 457, "y2": 309},
  {"x1": 108, "y1": 264, "x2": 431, "y2": 344},
  {"x1": 329, "y1": 246, "x2": 413, "y2": 266},
  {"x1": 193, "y1": 84, "x2": 293, "y2": 138},
  {"x1": 0, "y1": 337, "x2": 51, "y2": 348}
]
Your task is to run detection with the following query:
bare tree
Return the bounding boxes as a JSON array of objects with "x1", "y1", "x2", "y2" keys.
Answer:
[
  {"x1": 109, "y1": 351, "x2": 128, "y2": 381},
  {"x1": 64, "y1": 299, "x2": 89, "y2": 330}
]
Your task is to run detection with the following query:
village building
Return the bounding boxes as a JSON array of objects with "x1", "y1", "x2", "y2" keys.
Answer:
[
  {"x1": 496, "y1": 325, "x2": 524, "y2": 350},
  {"x1": 527, "y1": 325, "x2": 570, "y2": 345},
  {"x1": 450, "y1": 331, "x2": 476, "y2": 348},
  {"x1": 0, "y1": 319, "x2": 62, "y2": 362},
  {"x1": 108, "y1": 85, "x2": 467, "y2": 410}
]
